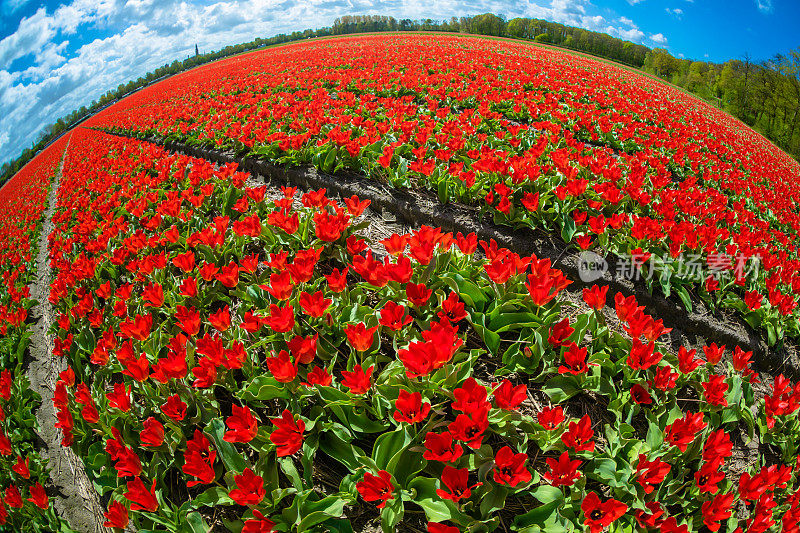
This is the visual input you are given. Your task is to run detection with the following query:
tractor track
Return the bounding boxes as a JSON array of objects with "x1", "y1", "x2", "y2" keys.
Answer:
[{"x1": 27, "y1": 133, "x2": 112, "y2": 533}]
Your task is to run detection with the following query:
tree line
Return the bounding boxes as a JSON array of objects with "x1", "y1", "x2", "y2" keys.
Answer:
[
  {"x1": 2, "y1": 13, "x2": 798, "y2": 186},
  {"x1": 330, "y1": 14, "x2": 650, "y2": 66},
  {"x1": 643, "y1": 48, "x2": 800, "y2": 158}
]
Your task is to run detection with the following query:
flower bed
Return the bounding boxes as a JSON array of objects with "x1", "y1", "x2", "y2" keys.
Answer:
[
  {"x1": 0, "y1": 134, "x2": 71, "y2": 530},
  {"x1": 42, "y1": 127, "x2": 800, "y2": 532},
  {"x1": 85, "y1": 34, "x2": 800, "y2": 348}
]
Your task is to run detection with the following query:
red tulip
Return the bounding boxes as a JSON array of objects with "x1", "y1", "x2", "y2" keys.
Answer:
[
  {"x1": 269, "y1": 409, "x2": 305, "y2": 457},
  {"x1": 356, "y1": 470, "x2": 394, "y2": 509},
  {"x1": 343, "y1": 322, "x2": 377, "y2": 352},
  {"x1": 581, "y1": 492, "x2": 627, "y2": 533},
  {"x1": 492, "y1": 380, "x2": 527, "y2": 410},
  {"x1": 11, "y1": 456, "x2": 29, "y2": 479},
  {"x1": 436, "y1": 466, "x2": 480, "y2": 502},
  {"x1": 492, "y1": 446, "x2": 531, "y2": 487},
  {"x1": 27, "y1": 482, "x2": 49, "y2": 509},
  {"x1": 242, "y1": 510, "x2": 275, "y2": 533},
  {"x1": 543, "y1": 451, "x2": 582, "y2": 487},
  {"x1": 103, "y1": 501, "x2": 129, "y2": 529},
  {"x1": 341, "y1": 364, "x2": 373, "y2": 394},
  {"x1": 161, "y1": 394, "x2": 187, "y2": 421},
  {"x1": 224, "y1": 405, "x2": 259, "y2": 443},
  {"x1": 140, "y1": 417, "x2": 165, "y2": 447},
  {"x1": 393, "y1": 390, "x2": 431, "y2": 424},
  {"x1": 125, "y1": 477, "x2": 158, "y2": 512},
  {"x1": 229, "y1": 468, "x2": 266, "y2": 506}
]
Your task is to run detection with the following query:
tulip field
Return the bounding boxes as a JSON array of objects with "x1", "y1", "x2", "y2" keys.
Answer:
[{"x1": 1, "y1": 33, "x2": 800, "y2": 533}]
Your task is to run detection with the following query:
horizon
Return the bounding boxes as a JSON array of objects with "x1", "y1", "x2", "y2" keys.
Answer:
[{"x1": 0, "y1": 0, "x2": 798, "y2": 167}]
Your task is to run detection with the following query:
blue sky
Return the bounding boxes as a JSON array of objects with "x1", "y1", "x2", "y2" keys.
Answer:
[{"x1": 0, "y1": 0, "x2": 798, "y2": 166}]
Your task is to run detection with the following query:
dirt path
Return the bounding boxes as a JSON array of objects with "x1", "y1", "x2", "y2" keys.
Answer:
[{"x1": 26, "y1": 136, "x2": 111, "y2": 533}]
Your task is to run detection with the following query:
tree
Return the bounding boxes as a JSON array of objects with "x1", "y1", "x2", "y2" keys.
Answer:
[
  {"x1": 470, "y1": 13, "x2": 504, "y2": 36},
  {"x1": 645, "y1": 48, "x2": 680, "y2": 79},
  {"x1": 685, "y1": 61, "x2": 710, "y2": 95},
  {"x1": 506, "y1": 18, "x2": 528, "y2": 39}
]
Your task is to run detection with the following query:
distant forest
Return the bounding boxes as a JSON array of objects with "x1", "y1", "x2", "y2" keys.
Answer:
[{"x1": 2, "y1": 13, "x2": 799, "y2": 186}]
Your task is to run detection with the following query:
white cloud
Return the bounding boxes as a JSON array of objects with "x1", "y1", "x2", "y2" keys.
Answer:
[
  {"x1": 665, "y1": 7, "x2": 683, "y2": 17},
  {"x1": 616, "y1": 27, "x2": 646, "y2": 42},
  {"x1": 549, "y1": 0, "x2": 587, "y2": 16},
  {"x1": 650, "y1": 33, "x2": 668, "y2": 45},
  {"x1": 0, "y1": 8, "x2": 57, "y2": 67},
  {"x1": 605, "y1": 16, "x2": 646, "y2": 42},
  {"x1": 626, "y1": 0, "x2": 645, "y2": 4},
  {"x1": 52, "y1": 4, "x2": 91, "y2": 35},
  {"x1": 755, "y1": 0, "x2": 773, "y2": 13},
  {"x1": 0, "y1": 0, "x2": 31, "y2": 16},
  {"x1": 19, "y1": 42, "x2": 70, "y2": 81}
]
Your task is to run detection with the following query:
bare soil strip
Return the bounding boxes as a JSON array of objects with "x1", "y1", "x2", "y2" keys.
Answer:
[
  {"x1": 102, "y1": 130, "x2": 799, "y2": 378},
  {"x1": 27, "y1": 137, "x2": 111, "y2": 533}
]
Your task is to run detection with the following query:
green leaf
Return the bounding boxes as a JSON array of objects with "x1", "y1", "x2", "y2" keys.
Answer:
[
  {"x1": 76, "y1": 328, "x2": 96, "y2": 353},
  {"x1": 766, "y1": 322, "x2": 777, "y2": 346},
  {"x1": 472, "y1": 322, "x2": 500, "y2": 355},
  {"x1": 488, "y1": 311, "x2": 541, "y2": 333},
  {"x1": 560, "y1": 216, "x2": 576, "y2": 243},
  {"x1": 441, "y1": 273, "x2": 488, "y2": 313},
  {"x1": 319, "y1": 424, "x2": 366, "y2": 471},
  {"x1": 325, "y1": 519, "x2": 355, "y2": 533},
  {"x1": 371, "y1": 427, "x2": 412, "y2": 471},
  {"x1": 742, "y1": 311, "x2": 762, "y2": 330},
  {"x1": 588, "y1": 456, "x2": 631, "y2": 491},
  {"x1": 189, "y1": 487, "x2": 233, "y2": 509},
  {"x1": 206, "y1": 418, "x2": 247, "y2": 473},
  {"x1": 186, "y1": 512, "x2": 210, "y2": 533},
  {"x1": 381, "y1": 497, "x2": 404, "y2": 532},
  {"x1": 479, "y1": 485, "x2": 508, "y2": 517},
  {"x1": 676, "y1": 285, "x2": 693, "y2": 313},
  {"x1": 566, "y1": 313, "x2": 590, "y2": 344},
  {"x1": 237, "y1": 375, "x2": 289, "y2": 401},
  {"x1": 280, "y1": 457, "x2": 305, "y2": 491},
  {"x1": 322, "y1": 146, "x2": 338, "y2": 173},
  {"x1": 316, "y1": 387, "x2": 388, "y2": 433},
  {"x1": 297, "y1": 494, "x2": 347, "y2": 531},
  {"x1": 245, "y1": 284, "x2": 269, "y2": 308},
  {"x1": 645, "y1": 420, "x2": 663, "y2": 451},
  {"x1": 542, "y1": 375, "x2": 581, "y2": 403},
  {"x1": 389, "y1": 448, "x2": 425, "y2": 487},
  {"x1": 514, "y1": 485, "x2": 564, "y2": 528},
  {"x1": 437, "y1": 179, "x2": 449, "y2": 204},
  {"x1": 658, "y1": 268, "x2": 672, "y2": 298},
  {"x1": 408, "y1": 477, "x2": 452, "y2": 522},
  {"x1": 529, "y1": 484, "x2": 564, "y2": 504}
]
